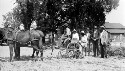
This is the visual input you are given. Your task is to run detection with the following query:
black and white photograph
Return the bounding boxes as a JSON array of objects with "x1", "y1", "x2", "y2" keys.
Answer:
[{"x1": 0, "y1": 0, "x2": 125, "y2": 71}]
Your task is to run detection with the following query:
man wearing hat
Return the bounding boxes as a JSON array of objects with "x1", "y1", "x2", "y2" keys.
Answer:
[
  {"x1": 65, "y1": 27, "x2": 71, "y2": 37},
  {"x1": 100, "y1": 26, "x2": 108, "y2": 58},
  {"x1": 79, "y1": 30, "x2": 88, "y2": 56},
  {"x1": 93, "y1": 26, "x2": 100, "y2": 57},
  {"x1": 80, "y1": 31, "x2": 87, "y2": 44},
  {"x1": 72, "y1": 29, "x2": 79, "y2": 43}
]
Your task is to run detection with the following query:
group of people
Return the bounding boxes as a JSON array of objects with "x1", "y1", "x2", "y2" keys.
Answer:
[
  {"x1": 61, "y1": 27, "x2": 89, "y2": 49},
  {"x1": 92, "y1": 26, "x2": 109, "y2": 58},
  {"x1": 16, "y1": 22, "x2": 108, "y2": 58},
  {"x1": 61, "y1": 25, "x2": 109, "y2": 58},
  {"x1": 61, "y1": 27, "x2": 87, "y2": 42}
]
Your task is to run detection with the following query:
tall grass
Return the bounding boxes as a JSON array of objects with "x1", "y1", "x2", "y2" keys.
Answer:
[{"x1": 107, "y1": 42, "x2": 125, "y2": 57}]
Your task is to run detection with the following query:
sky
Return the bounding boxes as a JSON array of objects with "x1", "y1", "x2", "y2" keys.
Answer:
[
  {"x1": 105, "y1": 0, "x2": 125, "y2": 26},
  {"x1": 0, "y1": 0, "x2": 17, "y2": 27},
  {"x1": 0, "y1": 0, "x2": 125, "y2": 28}
]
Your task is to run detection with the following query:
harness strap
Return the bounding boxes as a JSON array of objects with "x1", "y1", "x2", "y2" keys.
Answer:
[{"x1": 30, "y1": 30, "x2": 39, "y2": 41}]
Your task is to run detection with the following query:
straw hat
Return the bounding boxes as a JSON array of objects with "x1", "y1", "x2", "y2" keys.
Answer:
[
  {"x1": 100, "y1": 25, "x2": 105, "y2": 28},
  {"x1": 73, "y1": 29, "x2": 76, "y2": 32},
  {"x1": 20, "y1": 24, "x2": 24, "y2": 26},
  {"x1": 81, "y1": 31, "x2": 85, "y2": 33}
]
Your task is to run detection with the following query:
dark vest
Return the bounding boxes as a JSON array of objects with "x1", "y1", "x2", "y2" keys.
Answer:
[{"x1": 93, "y1": 29, "x2": 100, "y2": 40}]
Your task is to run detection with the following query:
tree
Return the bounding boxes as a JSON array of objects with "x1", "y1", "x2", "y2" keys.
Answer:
[
  {"x1": 3, "y1": 11, "x2": 21, "y2": 28},
  {"x1": 3, "y1": 12, "x2": 13, "y2": 28},
  {"x1": 8, "y1": 0, "x2": 119, "y2": 32}
]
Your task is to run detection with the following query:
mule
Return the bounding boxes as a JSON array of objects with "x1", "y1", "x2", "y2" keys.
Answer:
[{"x1": 5, "y1": 27, "x2": 44, "y2": 61}]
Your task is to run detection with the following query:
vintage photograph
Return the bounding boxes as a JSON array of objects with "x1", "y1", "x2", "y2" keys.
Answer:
[{"x1": 0, "y1": 0, "x2": 125, "y2": 71}]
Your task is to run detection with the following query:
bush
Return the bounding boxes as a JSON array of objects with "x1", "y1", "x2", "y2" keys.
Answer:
[{"x1": 107, "y1": 45, "x2": 125, "y2": 57}]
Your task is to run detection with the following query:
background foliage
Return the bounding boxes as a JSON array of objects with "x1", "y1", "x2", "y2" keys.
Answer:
[{"x1": 3, "y1": 0, "x2": 119, "y2": 33}]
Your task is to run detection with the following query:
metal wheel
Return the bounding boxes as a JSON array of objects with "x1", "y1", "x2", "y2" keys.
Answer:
[
  {"x1": 63, "y1": 38, "x2": 71, "y2": 48},
  {"x1": 57, "y1": 49, "x2": 67, "y2": 59},
  {"x1": 66, "y1": 42, "x2": 80, "y2": 58}
]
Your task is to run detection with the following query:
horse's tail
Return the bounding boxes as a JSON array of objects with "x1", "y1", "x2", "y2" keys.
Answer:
[{"x1": 39, "y1": 37, "x2": 43, "y2": 49}]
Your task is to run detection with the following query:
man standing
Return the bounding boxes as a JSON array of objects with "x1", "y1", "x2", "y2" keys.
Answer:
[
  {"x1": 71, "y1": 29, "x2": 80, "y2": 58},
  {"x1": 100, "y1": 26, "x2": 108, "y2": 58},
  {"x1": 72, "y1": 29, "x2": 79, "y2": 43},
  {"x1": 93, "y1": 26, "x2": 100, "y2": 57},
  {"x1": 79, "y1": 31, "x2": 88, "y2": 56},
  {"x1": 65, "y1": 27, "x2": 71, "y2": 37},
  {"x1": 86, "y1": 30, "x2": 91, "y2": 56}
]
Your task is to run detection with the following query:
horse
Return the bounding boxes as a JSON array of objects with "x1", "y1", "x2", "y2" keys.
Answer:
[
  {"x1": 5, "y1": 27, "x2": 44, "y2": 61},
  {"x1": 30, "y1": 30, "x2": 44, "y2": 58}
]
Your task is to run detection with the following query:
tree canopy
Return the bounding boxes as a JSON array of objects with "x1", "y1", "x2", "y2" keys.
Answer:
[{"x1": 3, "y1": 0, "x2": 119, "y2": 33}]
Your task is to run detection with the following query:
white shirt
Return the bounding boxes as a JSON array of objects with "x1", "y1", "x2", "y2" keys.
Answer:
[
  {"x1": 86, "y1": 32, "x2": 91, "y2": 40},
  {"x1": 66, "y1": 27, "x2": 71, "y2": 36},
  {"x1": 100, "y1": 30, "x2": 108, "y2": 45},
  {"x1": 8, "y1": 25, "x2": 12, "y2": 27},
  {"x1": 79, "y1": 35, "x2": 88, "y2": 51},
  {"x1": 72, "y1": 33, "x2": 79, "y2": 40},
  {"x1": 81, "y1": 35, "x2": 87, "y2": 43}
]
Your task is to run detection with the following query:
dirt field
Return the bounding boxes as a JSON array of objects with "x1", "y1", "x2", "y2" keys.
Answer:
[{"x1": 0, "y1": 46, "x2": 125, "y2": 71}]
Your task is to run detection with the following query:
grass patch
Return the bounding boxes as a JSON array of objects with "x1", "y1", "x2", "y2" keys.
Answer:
[{"x1": 107, "y1": 45, "x2": 125, "y2": 57}]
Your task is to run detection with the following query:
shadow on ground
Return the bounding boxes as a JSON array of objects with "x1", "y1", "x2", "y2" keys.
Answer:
[{"x1": 0, "y1": 55, "x2": 40, "y2": 62}]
